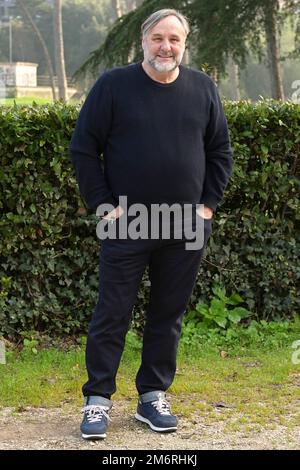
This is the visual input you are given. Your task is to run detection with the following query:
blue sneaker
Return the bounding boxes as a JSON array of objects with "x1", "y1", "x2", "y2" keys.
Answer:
[
  {"x1": 135, "y1": 391, "x2": 177, "y2": 432},
  {"x1": 80, "y1": 396, "x2": 112, "y2": 440}
]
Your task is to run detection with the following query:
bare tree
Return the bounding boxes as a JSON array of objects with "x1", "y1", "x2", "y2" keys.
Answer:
[
  {"x1": 53, "y1": 0, "x2": 67, "y2": 101},
  {"x1": 228, "y1": 55, "x2": 241, "y2": 101},
  {"x1": 112, "y1": 0, "x2": 138, "y2": 63},
  {"x1": 112, "y1": 0, "x2": 125, "y2": 19},
  {"x1": 263, "y1": 0, "x2": 284, "y2": 99},
  {"x1": 112, "y1": 0, "x2": 142, "y2": 19},
  {"x1": 17, "y1": 0, "x2": 56, "y2": 100}
]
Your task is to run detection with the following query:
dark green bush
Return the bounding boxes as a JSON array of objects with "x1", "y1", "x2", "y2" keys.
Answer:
[{"x1": 0, "y1": 100, "x2": 299, "y2": 337}]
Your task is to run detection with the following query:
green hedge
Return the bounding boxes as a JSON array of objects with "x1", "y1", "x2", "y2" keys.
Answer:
[{"x1": 0, "y1": 100, "x2": 299, "y2": 337}]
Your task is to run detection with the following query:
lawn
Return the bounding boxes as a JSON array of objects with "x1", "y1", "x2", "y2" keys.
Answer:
[
  {"x1": 1, "y1": 328, "x2": 299, "y2": 433},
  {"x1": 0, "y1": 96, "x2": 53, "y2": 106}
]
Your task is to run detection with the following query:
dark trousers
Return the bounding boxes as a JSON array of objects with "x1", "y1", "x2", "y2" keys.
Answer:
[{"x1": 82, "y1": 216, "x2": 212, "y2": 399}]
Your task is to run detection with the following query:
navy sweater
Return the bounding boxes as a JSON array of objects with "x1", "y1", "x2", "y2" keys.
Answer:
[{"x1": 69, "y1": 63, "x2": 233, "y2": 211}]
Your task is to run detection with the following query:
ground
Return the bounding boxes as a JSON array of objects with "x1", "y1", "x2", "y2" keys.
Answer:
[{"x1": 0, "y1": 399, "x2": 299, "y2": 450}]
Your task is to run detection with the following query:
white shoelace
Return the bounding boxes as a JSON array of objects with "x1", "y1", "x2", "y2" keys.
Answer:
[
  {"x1": 81, "y1": 405, "x2": 111, "y2": 423},
  {"x1": 151, "y1": 396, "x2": 171, "y2": 415}
]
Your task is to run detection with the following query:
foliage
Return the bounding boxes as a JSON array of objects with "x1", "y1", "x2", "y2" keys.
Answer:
[
  {"x1": 22, "y1": 338, "x2": 39, "y2": 356},
  {"x1": 74, "y1": 0, "x2": 300, "y2": 79},
  {"x1": 181, "y1": 286, "x2": 300, "y2": 350},
  {"x1": 181, "y1": 315, "x2": 300, "y2": 351},
  {"x1": 0, "y1": 99, "x2": 299, "y2": 337},
  {"x1": 0, "y1": 276, "x2": 11, "y2": 311},
  {"x1": 192, "y1": 285, "x2": 251, "y2": 329},
  {"x1": 73, "y1": 0, "x2": 184, "y2": 78}
]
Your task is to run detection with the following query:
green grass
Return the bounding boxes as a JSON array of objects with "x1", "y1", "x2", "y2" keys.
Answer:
[
  {"x1": 0, "y1": 96, "x2": 53, "y2": 106},
  {"x1": 174, "y1": 347, "x2": 300, "y2": 430},
  {"x1": 0, "y1": 96, "x2": 82, "y2": 106},
  {"x1": 1, "y1": 327, "x2": 299, "y2": 432}
]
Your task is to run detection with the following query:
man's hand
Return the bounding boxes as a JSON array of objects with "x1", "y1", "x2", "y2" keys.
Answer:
[
  {"x1": 196, "y1": 205, "x2": 214, "y2": 220},
  {"x1": 102, "y1": 205, "x2": 124, "y2": 221}
]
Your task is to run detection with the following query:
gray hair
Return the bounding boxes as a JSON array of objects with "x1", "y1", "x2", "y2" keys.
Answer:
[{"x1": 141, "y1": 9, "x2": 190, "y2": 38}]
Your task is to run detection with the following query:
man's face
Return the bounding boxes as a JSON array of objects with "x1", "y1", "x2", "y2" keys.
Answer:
[{"x1": 142, "y1": 15, "x2": 186, "y2": 73}]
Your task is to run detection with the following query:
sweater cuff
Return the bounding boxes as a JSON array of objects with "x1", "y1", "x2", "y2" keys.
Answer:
[
  {"x1": 199, "y1": 197, "x2": 218, "y2": 212},
  {"x1": 92, "y1": 195, "x2": 119, "y2": 211},
  {"x1": 103, "y1": 196, "x2": 119, "y2": 209}
]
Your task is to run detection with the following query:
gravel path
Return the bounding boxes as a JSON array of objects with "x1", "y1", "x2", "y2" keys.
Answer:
[{"x1": 0, "y1": 401, "x2": 299, "y2": 450}]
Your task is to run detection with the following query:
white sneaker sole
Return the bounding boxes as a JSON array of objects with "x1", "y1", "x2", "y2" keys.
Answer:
[
  {"x1": 81, "y1": 433, "x2": 106, "y2": 440},
  {"x1": 135, "y1": 413, "x2": 177, "y2": 432}
]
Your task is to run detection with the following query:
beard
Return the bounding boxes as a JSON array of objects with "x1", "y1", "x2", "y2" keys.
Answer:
[
  {"x1": 143, "y1": 44, "x2": 184, "y2": 73},
  {"x1": 148, "y1": 55, "x2": 179, "y2": 72}
]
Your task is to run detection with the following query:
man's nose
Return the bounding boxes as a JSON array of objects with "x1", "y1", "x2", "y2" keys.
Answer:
[{"x1": 160, "y1": 40, "x2": 171, "y2": 51}]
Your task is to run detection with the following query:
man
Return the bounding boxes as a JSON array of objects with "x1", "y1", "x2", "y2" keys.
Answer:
[{"x1": 69, "y1": 9, "x2": 233, "y2": 440}]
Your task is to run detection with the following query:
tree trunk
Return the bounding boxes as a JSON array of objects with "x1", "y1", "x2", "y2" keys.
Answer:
[
  {"x1": 113, "y1": 0, "x2": 137, "y2": 63},
  {"x1": 53, "y1": 0, "x2": 67, "y2": 101},
  {"x1": 17, "y1": 0, "x2": 56, "y2": 100},
  {"x1": 125, "y1": 0, "x2": 136, "y2": 11},
  {"x1": 182, "y1": 46, "x2": 190, "y2": 66},
  {"x1": 112, "y1": 0, "x2": 125, "y2": 19},
  {"x1": 264, "y1": 0, "x2": 284, "y2": 99},
  {"x1": 212, "y1": 68, "x2": 220, "y2": 86},
  {"x1": 228, "y1": 55, "x2": 241, "y2": 100}
]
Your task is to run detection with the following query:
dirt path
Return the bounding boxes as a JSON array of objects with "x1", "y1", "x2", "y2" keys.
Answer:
[{"x1": 0, "y1": 401, "x2": 299, "y2": 450}]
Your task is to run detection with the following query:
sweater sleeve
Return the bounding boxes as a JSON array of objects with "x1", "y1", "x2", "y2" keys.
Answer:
[
  {"x1": 200, "y1": 82, "x2": 233, "y2": 211},
  {"x1": 69, "y1": 72, "x2": 118, "y2": 211}
]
